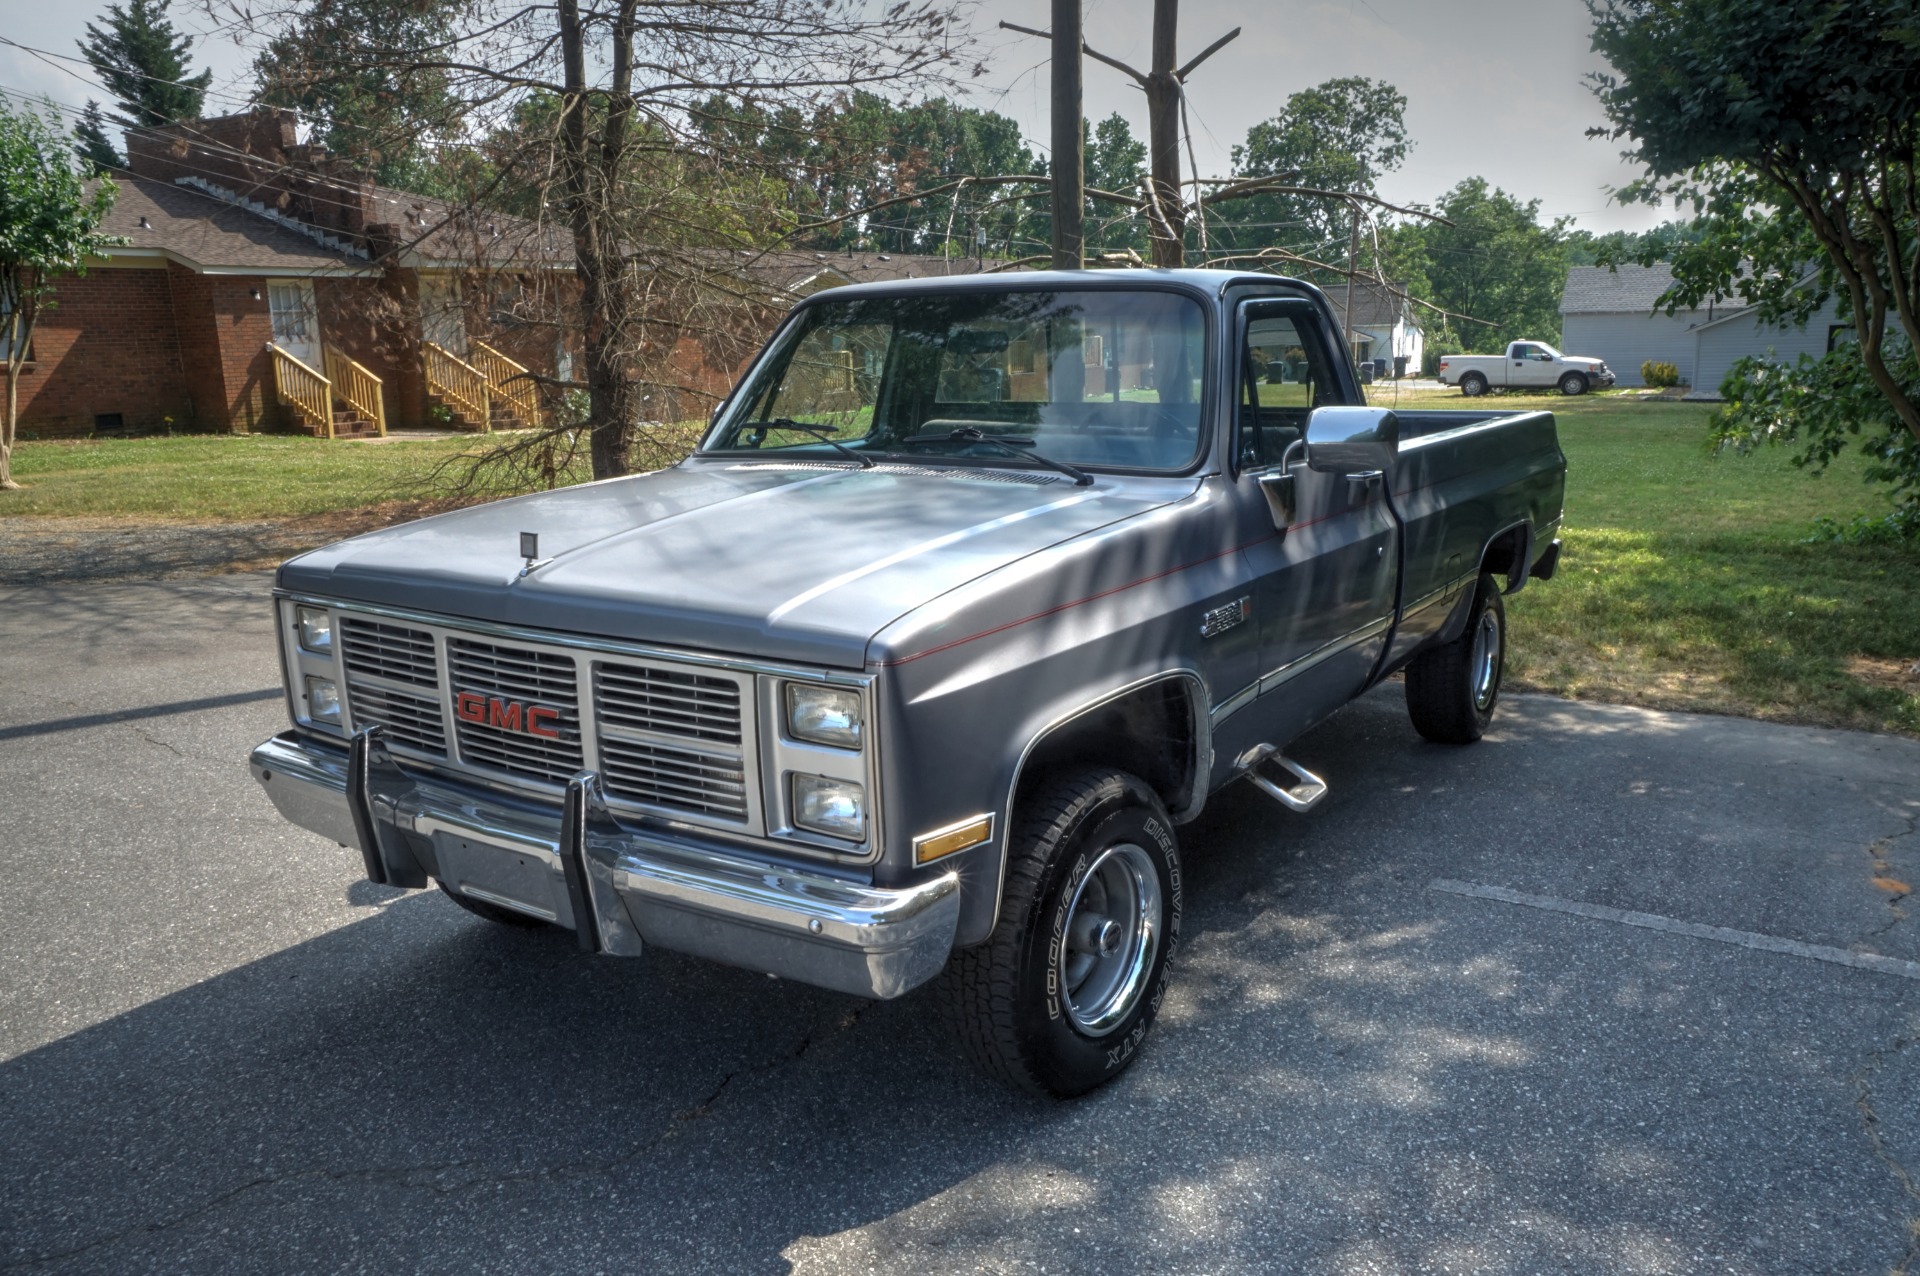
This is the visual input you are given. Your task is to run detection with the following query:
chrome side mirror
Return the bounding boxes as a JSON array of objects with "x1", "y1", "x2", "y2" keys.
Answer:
[{"x1": 1303, "y1": 407, "x2": 1398, "y2": 474}]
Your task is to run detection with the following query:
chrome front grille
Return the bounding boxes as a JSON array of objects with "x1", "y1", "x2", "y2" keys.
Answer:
[
  {"x1": 448, "y1": 637, "x2": 584, "y2": 786},
  {"x1": 339, "y1": 617, "x2": 447, "y2": 755},
  {"x1": 597, "y1": 739, "x2": 749, "y2": 819},
  {"x1": 332, "y1": 613, "x2": 767, "y2": 834},
  {"x1": 593, "y1": 661, "x2": 746, "y2": 818},
  {"x1": 595, "y1": 663, "x2": 741, "y2": 745}
]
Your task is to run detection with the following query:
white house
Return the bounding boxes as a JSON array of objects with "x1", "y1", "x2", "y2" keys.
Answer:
[
  {"x1": 1561, "y1": 263, "x2": 1849, "y2": 393},
  {"x1": 1330, "y1": 281, "x2": 1424, "y2": 377}
]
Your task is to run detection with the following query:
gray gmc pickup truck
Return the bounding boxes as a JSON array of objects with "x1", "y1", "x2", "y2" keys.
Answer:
[{"x1": 251, "y1": 269, "x2": 1565, "y2": 1097}]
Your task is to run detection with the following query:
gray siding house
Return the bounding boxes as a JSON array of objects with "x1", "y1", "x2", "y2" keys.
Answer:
[
  {"x1": 1561, "y1": 263, "x2": 1848, "y2": 393},
  {"x1": 1330, "y1": 281, "x2": 1424, "y2": 377}
]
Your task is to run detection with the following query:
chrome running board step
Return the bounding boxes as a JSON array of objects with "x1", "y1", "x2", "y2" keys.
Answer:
[{"x1": 1235, "y1": 744, "x2": 1329, "y2": 814}]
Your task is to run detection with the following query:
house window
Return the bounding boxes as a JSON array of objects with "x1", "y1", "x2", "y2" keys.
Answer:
[
  {"x1": 419, "y1": 275, "x2": 466, "y2": 354},
  {"x1": 1828, "y1": 324, "x2": 1857, "y2": 353},
  {"x1": 267, "y1": 281, "x2": 319, "y2": 366},
  {"x1": 0, "y1": 293, "x2": 28, "y2": 362}
]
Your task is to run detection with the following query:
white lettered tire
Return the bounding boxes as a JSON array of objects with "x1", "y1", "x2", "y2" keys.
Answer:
[{"x1": 939, "y1": 768, "x2": 1182, "y2": 1097}]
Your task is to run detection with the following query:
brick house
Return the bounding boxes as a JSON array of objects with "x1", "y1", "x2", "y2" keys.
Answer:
[
  {"x1": 14, "y1": 107, "x2": 988, "y2": 441},
  {"x1": 16, "y1": 109, "x2": 574, "y2": 439}
]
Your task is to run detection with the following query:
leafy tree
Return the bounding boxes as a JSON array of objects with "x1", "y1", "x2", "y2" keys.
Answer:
[
  {"x1": 1, "y1": 101, "x2": 121, "y2": 490},
  {"x1": 1083, "y1": 113, "x2": 1147, "y2": 254},
  {"x1": 1395, "y1": 178, "x2": 1571, "y2": 356},
  {"x1": 1219, "y1": 78, "x2": 1411, "y2": 251},
  {"x1": 699, "y1": 94, "x2": 1041, "y2": 257},
  {"x1": 72, "y1": 101, "x2": 122, "y2": 173},
  {"x1": 1590, "y1": 0, "x2": 1920, "y2": 531},
  {"x1": 1563, "y1": 219, "x2": 1704, "y2": 267},
  {"x1": 251, "y1": 0, "x2": 467, "y2": 192},
  {"x1": 77, "y1": 0, "x2": 211, "y2": 130}
]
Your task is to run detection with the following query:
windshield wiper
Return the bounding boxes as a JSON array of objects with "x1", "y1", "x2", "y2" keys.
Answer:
[
  {"x1": 733, "y1": 418, "x2": 874, "y2": 469},
  {"x1": 902, "y1": 425, "x2": 1094, "y2": 486}
]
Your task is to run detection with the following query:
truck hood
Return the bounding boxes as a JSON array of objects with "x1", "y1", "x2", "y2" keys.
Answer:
[
  {"x1": 1563, "y1": 356, "x2": 1607, "y2": 370},
  {"x1": 279, "y1": 461, "x2": 1196, "y2": 668}
]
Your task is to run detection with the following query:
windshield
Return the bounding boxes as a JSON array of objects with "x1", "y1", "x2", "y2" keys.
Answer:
[{"x1": 702, "y1": 289, "x2": 1210, "y2": 474}]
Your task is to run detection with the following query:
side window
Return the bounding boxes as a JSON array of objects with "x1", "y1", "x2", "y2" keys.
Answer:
[{"x1": 1237, "y1": 307, "x2": 1334, "y2": 471}]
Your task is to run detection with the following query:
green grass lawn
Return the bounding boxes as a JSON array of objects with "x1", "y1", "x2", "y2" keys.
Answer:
[
  {"x1": 6, "y1": 397, "x2": 1916, "y2": 735},
  {"x1": 2, "y1": 433, "x2": 504, "y2": 521},
  {"x1": 1369, "y1": 387, "x2": 1920, "y2": 736}
]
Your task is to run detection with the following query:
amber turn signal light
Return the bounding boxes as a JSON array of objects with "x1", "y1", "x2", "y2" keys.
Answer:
[{"x1": 913, "y1": 814, "x2": 994, "y2": 865}]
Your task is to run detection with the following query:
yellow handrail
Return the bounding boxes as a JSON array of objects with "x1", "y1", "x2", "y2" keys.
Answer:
[
  {"x1": 323, "y1": 348, "x2": 387, "y2": 436},
  {"x1": 268, "y1": 343, "x2": 333, "y2": 437},
  {"x1": 423, "y1": 341, "x2": 491, "y2": 431},
  {"x1": 470, "y1": 339, "x2": 541, "y2": 428}
]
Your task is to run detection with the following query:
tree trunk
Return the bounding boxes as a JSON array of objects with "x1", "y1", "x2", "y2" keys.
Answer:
[
  {"x1": 557, "y1": 0, "x2": 644, "y2": 480},
  {"x1": 1143, "y1": 0, "x2": 1185, "y2": 267},
  {"x1": 2, "y1": 361, "x2": 18, "y2": 491}
]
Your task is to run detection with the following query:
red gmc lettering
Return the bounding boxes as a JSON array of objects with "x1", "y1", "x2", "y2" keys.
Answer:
[
  {"x1": 526, "y1": 706, "x2": 561, "y2": 740},
  {"x1": 456, "y1": 691, "x2": 486, "y2": 723},
  {"x1": 487, "y1": 699, "x2": 523, "y2": 732}
]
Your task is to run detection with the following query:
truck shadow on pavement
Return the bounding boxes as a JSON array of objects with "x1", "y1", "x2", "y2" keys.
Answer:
[{"x1": 4, "y1": 693, "x2": 1918, "y2": 1274}]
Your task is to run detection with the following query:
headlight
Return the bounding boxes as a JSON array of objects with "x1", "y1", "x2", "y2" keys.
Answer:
[
  {"x1": 785, "y1": 683, "x2": 862, "y2": 749},
  {"x1": 306, "y1": 676, "x2": 342, "y2": 724},
  {"x1": 791, "y1": 773, "x2": 865, "y2": 840},
  {"x1": 296, "y1": 605, "x2": 333, "y2": 653}
]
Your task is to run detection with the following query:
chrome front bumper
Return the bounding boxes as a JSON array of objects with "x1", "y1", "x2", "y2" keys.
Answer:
[{"x1": 249, "y1": 730, "x2": 959, "y2": 1000}]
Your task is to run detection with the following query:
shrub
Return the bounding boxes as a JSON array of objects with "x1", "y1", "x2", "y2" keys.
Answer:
[{"x1": 1642, "y1": 360, "x2": 1681, "y2": 388}]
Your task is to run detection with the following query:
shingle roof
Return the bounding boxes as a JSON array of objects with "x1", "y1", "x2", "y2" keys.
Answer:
[
  {"x1": 1560, "y1": 263, "x2": 1694, "y2": 314},
  {"x1": 1329, "y1": 281, "x2": 1414, "y2": 330},
  {"x1": 95, "y1": 173, "x2": 372, "y2": 275}
]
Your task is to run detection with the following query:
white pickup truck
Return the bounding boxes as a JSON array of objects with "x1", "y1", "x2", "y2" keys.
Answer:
[{"x1": 1437, "y1": 342, "x2": 1614, "y2": 397}]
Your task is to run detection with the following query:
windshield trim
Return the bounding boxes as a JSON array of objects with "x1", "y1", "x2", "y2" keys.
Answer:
[{"x1": 697, "y1": 279, "x2": 1221, "y2": 480}]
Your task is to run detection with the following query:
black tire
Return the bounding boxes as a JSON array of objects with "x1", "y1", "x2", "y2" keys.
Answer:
[
  {"x1": 436, "y1": 878, "x2": 550, "y2": 928},
  {"x1": 1460, "y1": 371, "x2": 1489, "y2": 397},
  {"x1": 1405, "y1": 574, "x2": 1506, "y2": 744},
  {"x1": 939, "y1": 768, "x2": 1182, "y2": 1098},
  {"x1": 1558, "y1": 371, "x2": 1589, "y2": 396}
]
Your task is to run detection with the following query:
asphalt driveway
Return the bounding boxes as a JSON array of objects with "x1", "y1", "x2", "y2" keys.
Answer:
[{"x1": 1, "y1": 575, "x2": 1915, "y2": 1275}]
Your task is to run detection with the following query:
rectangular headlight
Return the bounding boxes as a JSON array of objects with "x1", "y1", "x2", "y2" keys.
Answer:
[
  {"x1": 305, "y1": 676, "x2": 341, "y2": 724},
  {"x1": 296, "y1": 605, "x2": 333, "y2": 654},
  {"x1": 791, "y1": 773, "x2": 865, "y2": 840},
  {"x1": 786, "y1": 683, "x2": 862, "y2": 749}
]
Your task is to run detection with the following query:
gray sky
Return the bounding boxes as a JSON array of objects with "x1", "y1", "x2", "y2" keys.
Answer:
[{"x1": 0, "y1": 0, "x2": 1667, "y2": 236}]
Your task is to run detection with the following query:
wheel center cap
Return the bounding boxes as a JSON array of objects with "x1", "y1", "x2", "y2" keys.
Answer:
[{"x1": 1095, "y1": 919, "x2": 1123, "y2": 957}]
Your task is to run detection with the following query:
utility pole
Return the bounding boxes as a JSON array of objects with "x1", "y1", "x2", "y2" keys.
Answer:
[
  {"x1": 1008, "y1": 4, "x2": 1239, "y2": 270},
  {"x1": 1050, "y1": 0, "x2": 1084, "y2": 269}
]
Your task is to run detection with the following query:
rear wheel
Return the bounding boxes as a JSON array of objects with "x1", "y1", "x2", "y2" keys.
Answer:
[
  {"x1": 939, "y1": 768, "x2": 1182, "y2": 1098},
  {"x1": 437, "y1": 878, "x2": 550, "y2": 928},
  {"x1": 1460, "y1": 371, "x2": 1489, "y2": 397},
  {"x1": 1558, "y1": 371, "x2": 1589, "y2": 396},
  {"x1": 1406, "y1": 575, "x2": 1506, "y2": 744}
]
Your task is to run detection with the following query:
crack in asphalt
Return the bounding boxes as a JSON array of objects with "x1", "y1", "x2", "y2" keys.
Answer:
[
  {"x1": 1855, "y1": 1025, "x2": 1920, "y2": 1276},
  {"x1": 1, "y1": 999, "x2": 873, "y2": 1271},
  {"x1": 124, "y1": 723, "x2": 184, "y2": 759}
]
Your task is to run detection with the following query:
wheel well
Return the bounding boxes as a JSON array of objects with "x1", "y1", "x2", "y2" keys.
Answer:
[
  {"x1": 1016, "y1": 678, "x2": 1199, "y2": 818},
  {"x1": 1479, "y1": 522, "x2": 1532, "y2": 588}
]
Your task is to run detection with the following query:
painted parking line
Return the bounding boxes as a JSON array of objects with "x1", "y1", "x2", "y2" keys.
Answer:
[{"x1": 1431, "y1": 878, "x2": 1920, "y2": 983}]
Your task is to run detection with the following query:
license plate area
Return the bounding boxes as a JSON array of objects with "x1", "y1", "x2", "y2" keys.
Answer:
[{"x1": 433, "y1": 832, "x2": 573, "y2": 927}]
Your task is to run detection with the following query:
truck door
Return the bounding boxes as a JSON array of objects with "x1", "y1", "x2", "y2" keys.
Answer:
[
  {"x1": 1223, "y1": 299, "x2": 1399, "y2": 754},
  {"x1": 1511, "y1": 342, "x2": 1553, "y2": 388}
]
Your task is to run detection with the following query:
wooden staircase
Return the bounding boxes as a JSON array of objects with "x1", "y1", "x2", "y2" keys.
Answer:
[
  {"x1": 268, "y1": 344, "x2": 388, "y2": 439},
  {"x1": 423, "y1": 340, "x2": 541, "y2": 433}
]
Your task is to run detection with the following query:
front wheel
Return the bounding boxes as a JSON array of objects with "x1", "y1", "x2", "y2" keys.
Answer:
[
  {"x1": 939, "y1": 768, "x2": 1182, "y2": 1098},
  {"x1": 1558, "y1": 371, "x2": 1589, "y2": 396},
  {"x1": 1460, "y1": 371, "x2": 1489, "y2": 397},
  {"x1": 1405, "y1": 575, "x2": 1506, "y2": 743}
]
